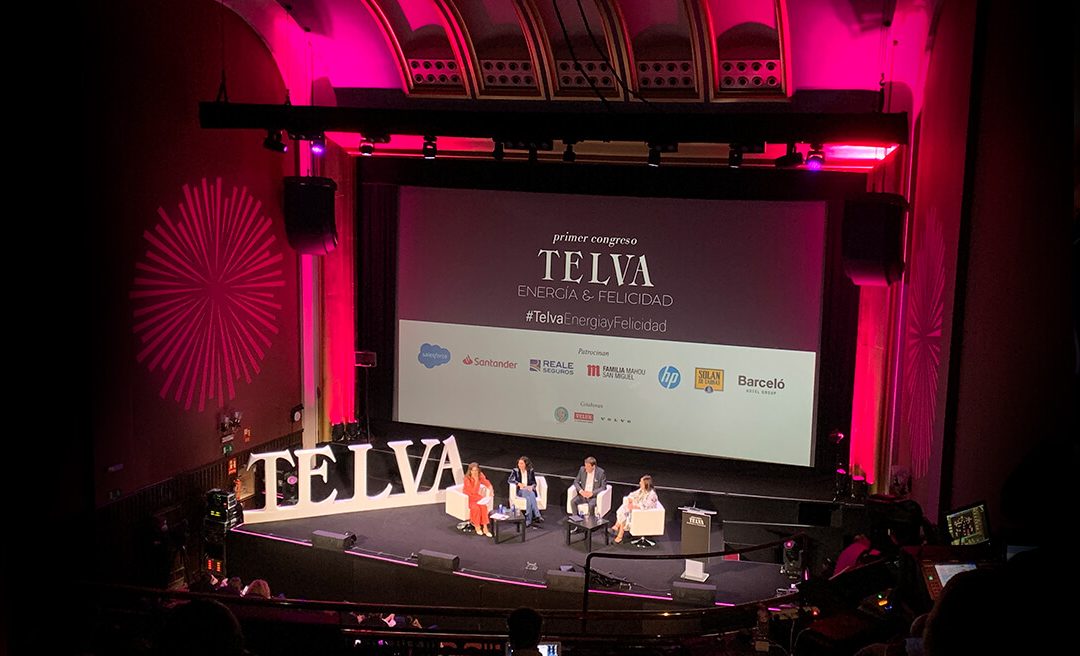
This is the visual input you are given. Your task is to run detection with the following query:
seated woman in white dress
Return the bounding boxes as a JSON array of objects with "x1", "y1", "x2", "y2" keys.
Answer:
[{"x1": 612, "y1": 475, "x2": 658, "y2": 543}]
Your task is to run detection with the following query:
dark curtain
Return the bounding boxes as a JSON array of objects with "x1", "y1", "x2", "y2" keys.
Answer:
[{"x1": 357, "y1": 182, "x2": 399, "y2": 423}]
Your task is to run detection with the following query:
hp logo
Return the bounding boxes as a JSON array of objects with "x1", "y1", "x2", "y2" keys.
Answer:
[{"x1": 658, "y1": 365, "x2": 681, "y2": 389}]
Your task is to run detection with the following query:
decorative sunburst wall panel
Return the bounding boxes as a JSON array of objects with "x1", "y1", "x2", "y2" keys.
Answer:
[{"x1": 131, "y1": 178, "x2": 285, "y2": 412}]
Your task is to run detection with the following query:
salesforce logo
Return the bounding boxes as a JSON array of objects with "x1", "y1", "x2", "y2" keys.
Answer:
[
  {"x1": 658, "y1": 365, "x2": 681, "y2": 389},
  {"x1": 417, "y1": 343, "x2": 451, "y2": 369}
]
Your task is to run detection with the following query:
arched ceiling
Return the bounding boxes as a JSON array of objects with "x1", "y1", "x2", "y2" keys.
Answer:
[{"x1": 219, "y1": 0, "x2": 933, "y2": 169}]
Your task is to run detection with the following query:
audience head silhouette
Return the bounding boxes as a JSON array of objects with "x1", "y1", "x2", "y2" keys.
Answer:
[
  {"x1": 922, "y1": 568, "x2": 1002, "y2": 656},
  {"x1": 158, "y1": 598, "x2": 245, "y2": 656},
  {"x1": 507, "y1": 606, "x2": 543, "y2": 650}
]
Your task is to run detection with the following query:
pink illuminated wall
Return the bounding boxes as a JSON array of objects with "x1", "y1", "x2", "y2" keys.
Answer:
[
  {"x1": 321, "y1": 146, "x2": 358, "y2": 425},
  {"x1": 89, "y1": 0, "x2": 301, "y2": 506},
  {"x1": 849, "y1": 286, "x2": 890, "y2": 483},
  {"x1": 889, "y1": 0, "x2": 977, "y2": 519}
]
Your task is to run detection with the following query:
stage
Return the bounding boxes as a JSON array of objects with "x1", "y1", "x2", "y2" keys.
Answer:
[
  {"x1": 225, "y1": 426, "x2": 867, "y2": 610},
  {"x1": 232, "y1": 503, "x2": 796, "y2": 605}
]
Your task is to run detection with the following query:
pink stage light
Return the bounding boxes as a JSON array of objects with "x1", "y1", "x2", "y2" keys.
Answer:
[{"x1": 827, "y1": 145, "x2": 898, "y2": 161}]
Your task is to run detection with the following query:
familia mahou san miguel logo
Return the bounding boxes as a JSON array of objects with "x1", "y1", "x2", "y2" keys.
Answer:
[{"x1": 587, "y1": 363, "x2": 646, "y2": 381}]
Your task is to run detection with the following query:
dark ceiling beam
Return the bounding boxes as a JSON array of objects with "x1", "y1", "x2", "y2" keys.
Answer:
[{"x1": 200, "y1": 93, "x2": 907, "y2": 145}]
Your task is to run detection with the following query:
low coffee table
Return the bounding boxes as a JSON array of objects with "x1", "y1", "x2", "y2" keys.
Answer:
[
  {"x1": 492, "y1": 510, "x2": 527, "y2": 544},
  {"x1": 566, "y1": 515, "x2": 610, "y2": 552}
]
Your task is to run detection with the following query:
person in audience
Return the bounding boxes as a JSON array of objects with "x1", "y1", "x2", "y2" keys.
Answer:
[
  {"x1": 244, "y1": 578, "x2": 271, "y2": 598},
  {"x1": 833, "y1": 533, "x2": 878, "y2": 575},
  {"x1": 611, "y1": 475, "x2": 658, "y2": 543},
  {"x1": 570, "y1": 456, "x2": 606, "y2": 518},
  {"x1": 507, "y1": 606, "x2": 543, "y2": 655},
  {"x1": 219, "y1": 576, "x2": 244, "y2": 596},
  {"x1": 463, "y1": 461, "x2": 494, "y2": 537},
  {"x1": 922, "y1": 568, "x2": 1003, "y2": 655},
  {"x1": 157, "y1": 598, "x2": 246, "y2": 656},
  {"x1": 186, "y1": 571, "x2": 217, "y2": 594},
  {"x1": 508, "y1": 456, "x2": 543, "y2": 526}
]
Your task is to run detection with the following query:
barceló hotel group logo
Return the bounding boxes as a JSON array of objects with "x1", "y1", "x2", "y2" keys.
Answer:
[{"x1": 462, "y1": 354, "x2": 518, "y2": 369}]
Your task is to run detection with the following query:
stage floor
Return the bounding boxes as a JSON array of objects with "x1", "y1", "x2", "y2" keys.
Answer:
[{"x1": 238, "y1": 503, "x2": 795, "y2": 605}]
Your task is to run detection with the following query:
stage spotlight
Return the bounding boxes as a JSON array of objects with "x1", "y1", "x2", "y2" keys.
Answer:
[
  {"x1": 806, "y1": 143, "x2": 825, "y2": 170},
  {"x1": 850, "y1": 475, "x2": 868, "y2": 502},
  {"x1": 774, "y1": 142, "x2": 803, "y2": 168},
  {"x1": 422, "y1": 136, "x2": 437, "y2": 160},
  {"x1": 310, "y1": 133, "x2": 326, "y2": 156},
  {"x1": 359, "y1": 139, "x2": 375, "y2": 156},
  {"x1": 834, "y1": 466, "x2": 851, "y2": 501},
  {"x1": 262, "y1": 129, "x2": 287, "y2": 153},
  {"x1": 728, "y1": 144, "x2": 743, "y2": 168},
  {"x1": 492, "y1": 141, "x2": 504, "y2": 161},
  {"x1": 647, "y1": 144, "x2": 661, "y2": 168},
  {"x1": 562, "y1": 142, "x2": 576, "y2": 163},
  {"x1": 781, "y1": 538, "x2": 804, "y2": 580}
]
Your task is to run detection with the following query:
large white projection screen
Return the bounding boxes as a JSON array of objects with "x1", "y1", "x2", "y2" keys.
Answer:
[{"x1": 394, "y1": 187, "x2": 826, "y2": 466}]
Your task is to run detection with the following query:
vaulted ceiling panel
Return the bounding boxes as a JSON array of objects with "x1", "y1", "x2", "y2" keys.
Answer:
[
  {"x1": 613, "y1": 0, "x2": 705, "y2": 101},
  {"x1": 362, "y1": 0, "x2": 472, "y2": 97},
  {"x1": 703, "y1": 0, "x2": 789, "y2": 99},
  {"x1": 520, "y1": 0, "x2": 625, "y2": 100},
  {"x1": 438, "y1": 1, "x2": 546, "y2": 98}
]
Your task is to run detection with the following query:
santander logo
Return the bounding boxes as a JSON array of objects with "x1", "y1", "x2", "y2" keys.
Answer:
[{"x1": 462, "y1": 354, "x2": 518, "y2": 369}]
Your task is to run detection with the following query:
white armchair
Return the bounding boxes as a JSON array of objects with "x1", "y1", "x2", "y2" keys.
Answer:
[
  {"x1": 565, "y1": 484, "x2": 612, "y2": 518},
  {"x1": 626, "y1": 497, "x2": 665, "y2": 547},
  {"x1": 508, "y1": 475, "x2": 548, "y2": 513},
  {"x1": 444, "y1": 483, "x2": 493, "y2": 522}
]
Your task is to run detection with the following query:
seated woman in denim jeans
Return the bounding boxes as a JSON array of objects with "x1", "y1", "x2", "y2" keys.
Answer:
[{"x1": 507, "y1": 456, "x2": 543, "y2": 526}]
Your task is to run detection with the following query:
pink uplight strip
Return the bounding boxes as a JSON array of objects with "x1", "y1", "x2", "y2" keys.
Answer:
[
  {"x1": 827, "y1": 145, "x2": 898, "y2": 161},
  {"x1": 453, "y1": 571, "x2": 547, "y2": 589}
]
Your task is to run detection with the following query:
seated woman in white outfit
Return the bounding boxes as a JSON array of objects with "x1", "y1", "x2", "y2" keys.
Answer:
[{"x1": 612, "y1": 475, "x2": 658, "y2": 543}]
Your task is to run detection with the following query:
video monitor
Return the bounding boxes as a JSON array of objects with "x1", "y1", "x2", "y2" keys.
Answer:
[
  {"x1": 944, "y1": 502, "x2": 990, "y2": 546},
  {"x1": 920, "y1": 561, "x2": 977, "y2": 601}
]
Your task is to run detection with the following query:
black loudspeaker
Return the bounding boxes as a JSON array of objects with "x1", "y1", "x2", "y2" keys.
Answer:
[
  {"x1": 311, "y1": 529, "x2": 356, "y2": 551},
  {"x1": 545, "y1": 569, "x2": 585, "y2": 592},
  {"x1": 283, "y1": 176, "x2": 338, "y2": 255},
  {"x1": 418, "y1": 549, "x2": 459, "y2": 573},
  {"x1": 671, "y1": 581, "x2": 717, "y2": 605},
  {"x1": 842, "y1": 192, "x2": 907, "y2": 286}
]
